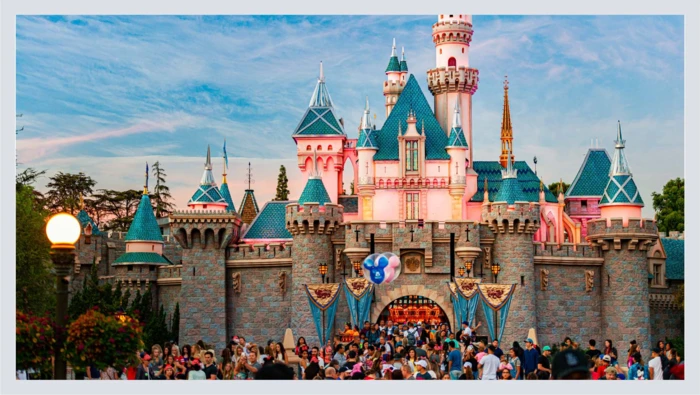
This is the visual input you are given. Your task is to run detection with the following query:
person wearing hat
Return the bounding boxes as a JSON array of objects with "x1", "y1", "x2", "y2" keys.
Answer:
[
  {"x1": 596, "y1": 354, "x2": 612, "y2": 378},
  {"x1": 552, "y1": 349, "x2": 591, "y2": 380},
  {"x1": 160, "y1": 364, "x2": 175, "y2": 380},
  {"x1": 415, "y1": 359, "x2": 434, "y2": 380},
  {"x1": 522, "y1": 338, "x2": 540, "y2": 377},
  {"x1": 536, "y1": 346, "x2": 552, "y2": 380},
  {"x1": 338, "y1": 365, "x2": 352, "y2": 380},
  {"x1": 136, "y1": 353, "x2": 156, "y2": 380},
  {"x1": 648, "y1": 347, "x2": 664, "y2": 380}
]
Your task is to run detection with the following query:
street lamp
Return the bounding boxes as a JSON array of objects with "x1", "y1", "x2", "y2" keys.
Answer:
[
  {"x1": 465, "y1": 260, "x2": 473, "y2": 278},
  {"x1": 319, "y1": 262, "x2": 328, "y2": 283},
  {"x1": 458, "y1": 267, "x2": 465, "y2": 277},
  {"x1": 46, "y1": 213, "x2": 81, "y2": 380},
  {"x1": 491, "y1": 261, "x2": 501, "y2": 283},
  {"x1": 352, "y1": 260, "x2": 362, "y2": 277}
]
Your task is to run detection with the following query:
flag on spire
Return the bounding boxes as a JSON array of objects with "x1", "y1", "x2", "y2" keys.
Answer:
[
  {"x1": 144, "y1": 162, "x2": 149, "y2": 194},
  {"x1": 223, "y1": 139, "x2": 228, "y2": 170}
]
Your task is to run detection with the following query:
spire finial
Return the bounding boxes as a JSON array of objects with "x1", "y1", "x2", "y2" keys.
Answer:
[
  {"x1": 421, "y1": 119, "x2": 425, "y2": 134},
  {"x1": 391, "y1": 38, "x2": 397, "y2": 57},
  {"x1": 610, "y1": 120, "x2": 631, "y2": 176},
  {"x1": 401, "y1": 46, "x2": 405, "y2": 61},
  {"x1": 540, "y1": 178, "x2": 544, "y2": 192},
  {"x1": 452, "y1": 95, "x2": 462, "y2": 129},
  {"x1": 312, "y1": 148, "x2": 321, "y2": 178},
  {"x1": 205, "y1": 145, "x2": 212, "y2": 169},
  {"x1": 319, "y1": 61, "x2": 324, "y2": 82},
  {"x1": 504, "y1": 74, "x2": 509, "y2": 90},
  {"x1": 222, "y1": 139, "x2": 228, "y2": 183},
  {"x1": 365, "y1": 95, "x2": 369, "y2": 111},
  {"x1": 144, "y1": 162, "x2": 149, "y2": 195},
  {"x1": 558, "y1": 178, "x2": 563, "y2": 195},
  {"x1": 361, "y1": 96, "x2": 372, "y2": 130}
]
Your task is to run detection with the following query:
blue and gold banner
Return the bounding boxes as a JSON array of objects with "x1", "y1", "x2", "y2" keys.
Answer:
[
  {"x1": 477, "y1": 283, "x2": 517, "y2": 343},
  {"x1": 305, "y1": 283, "x2": 341, "y2": 344},
  {"x1": 455, "y1": 278, "x2": 481, "y2": 327},
  {"x1": 343, "y1": 278, "x2": 374, "y2": 329}
]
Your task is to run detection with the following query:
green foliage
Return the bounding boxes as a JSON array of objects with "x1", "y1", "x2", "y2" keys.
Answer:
[
  {"x1": 674, "y1": 284, "x2": 684, "y2": 310},
  {"x1": 68, "y1": 261, "x2": 123, "y2": 321},
  {"x1": 91, "y1": 189, "x2": 143, "y2": 231},
  {"x1": 144, "y1": 304, "x2": 170, "y2": 350},
  {"x1": 274, "y1": 165, "x2": 290, "y2": 201},
  {"x1": 652, "y1": 178, "x2": 684, "y2": 233},
  {"x1": 45, "y1": 172, "x2": 97, "y2": 215},
  {"x1": 16, "y1": 182, "x2": 55, "y2": 314},
  {"x1": 548, "y1": 181, "x2": 570, "y2": 197},
  {"x1": 64, "y1": 309, "x2": 143, "y2": 371},
  {"x1": 152, "y1": 161, "x2": 175, "y2": 218},
  {"x1": 667, "y1": 336, "x2": 684, "y2": 360},
  {"x1": 16, "y1": 311, "x2": 56, "y2": 377},
  {"x1": 171, "y1": 302, "x2": 180, "y2": 344}
]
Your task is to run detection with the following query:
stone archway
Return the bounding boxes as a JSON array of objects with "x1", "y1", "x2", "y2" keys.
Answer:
[{"x1": 371, "y1": 284, "x2": 454, "y2": 330}]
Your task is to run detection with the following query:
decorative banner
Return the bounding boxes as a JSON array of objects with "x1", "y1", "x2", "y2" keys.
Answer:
[
  {"x1": 477, "y1": 283, "x2": 517, "y2": 343},
  {"x1": 305, "y1": 283, "x2": 342, "y2": 344},
  {"x1": 455, "y1": 278, "x2": 482, "y2": 326},
  {"x1": 447, "y1": 283, "x2": 464, "y2": 330},
  {"x1": 362, "y1": 253, "x2": 401, "y2": 285},
  {"x1": 343, "y1": 278, "x2": 374, "y2": 329}
]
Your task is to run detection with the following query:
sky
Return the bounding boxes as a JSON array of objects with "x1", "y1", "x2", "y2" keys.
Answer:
[{"x1": 16, "y1": 15, "x2": 684, "y2": 218}]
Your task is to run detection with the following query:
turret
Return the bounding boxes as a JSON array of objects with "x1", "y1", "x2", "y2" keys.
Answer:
[
  {"x1": 219, "y1": 140, "x2": 237, "y2": 214},
  {"x1": 499, "y1": 76, "x2": 515, "y2": 168},
  {"x1": 587, "y1": 121, "x2": 657, "y2": 355},
  {"x1": 383, "y1": 39, "x2": 405, "y2": 117},
  {"x1": 188, "y1": 145, "x2": 228, "y2": 211},
  {"x1": 483, "y1": 147, "x2": 540, "y2": 346},
  {"x1": 285, "y1": 153, "x2": 344, "y2": 345},
  {"x1": 356, "y1": 97, "x2": 378, "y2": 220},
  {"x1": 446, "y1": 97, "x2": 468, "y2": 219}
]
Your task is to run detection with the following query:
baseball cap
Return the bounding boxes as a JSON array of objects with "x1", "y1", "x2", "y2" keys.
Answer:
[
  {"x1": 525, "y1": 338, "x2": 534, "y2": 344},
  {"x1": 652, "y1": 347, "x2": 661, "y2": 354},
  {"x1": 164, "y1": 364, "x2": 174, "y2": 370},
  {"x1": 543, "y1": 346, "x2": 551, "y2": 351},
  {"x1": 416, "y1": 360, "x2": 428, "y2": 368},
  {"x1": 462, "y1": 321, "x2": 468, "y2": 326},
  {"x1": 142, "y1": 353, "x2": 152, "y2": 361},
  {"x1": 463, "y1": 361, "x2": 472, "y2": 369},
  {"x1": 552, "y1": 349, "x2": 589, "y2": 379},
  {"x1": 602, "y1": 355, "x2": 611, "y2": 362}
]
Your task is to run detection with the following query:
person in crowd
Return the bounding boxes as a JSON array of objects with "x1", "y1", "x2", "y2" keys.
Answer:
[
  {"x1": 459, "y1": 362, "x2": 474, "y2": 381},
  {"x1": 254, "y1": 363, "x2": 295, "y2": 380},
  {"x1": 136, "y1": 354, "x2": 156, "y2": 380},
  {"x1": 648, "y1": 347, "x2": 664, "y2": 380},
  {"x1": 187, "y1": 359, "x2": 206, "y2": 380},
  {"x1": 333, "y1": 344, "x2": 347, "y2": 366},
  {"x1": 324, "y1": 367, "x2": 337, "y2": 380},
  {"x1": 525, "y1": 372, "x2": 538, "y2": 380},
  {"x1": 298, "y1": 349, "x2": 309, "y2": 378},
  {"x1": 295, "y1": 337, "x2": 309, "y2": 357},
  {"x1": 551, "y1": 348, "x2": 590, "y2": 380},
  {"x1": 202, "y1": 350, "x2": 217, "y2": 380},
  {"x1": 507, "y1": 347, "x2": 521, "y2": 380},
  {"x1": 447, "y1": 340, "x2": 463, "y2": 380},
  {"x1": 537, "y1": 345, "x2": 552, "y2": 380},
  {"x1": 492, "y1": 339, "x2": 504, "y2": 359},
  {"x1": 522, "y1": 338, "x2": 540, "y2": 377},
  {"x1": 479, "y1": 345, "x2": 500, "y2": 380},
  {"x1": 628, "y1": 352, "x2": 648, "y2": 380},
  {"x1": 219, "y1": 360, "x2": 234, "y2": 380},
  {"x1": 401, "y1": 364, "x2": 414, "y2": 380},
  {"x1": 304, "y1": 357, "x2": 321, "y2": 380},
  {"x1": 586, "y1": 339, "x2": 601, "y2": 360},
  {"x1": 597, "y1": 354, "x2": 612, "y2": 378},
  {"x1": 86, "y1": 363, "x2": 101, "y2": 380},
  {"x1": 171, "y1": 344, "x2": 180, "y2": 359},
  {"x1": 603, "y1": 339, "x2": 618, "y2": 365},
  {"x1": 159, "y1": 365, "x2": 175, "y2": 380},
  {"x1": 627, "y1": 340, "x2": 638, "y2": 368}
]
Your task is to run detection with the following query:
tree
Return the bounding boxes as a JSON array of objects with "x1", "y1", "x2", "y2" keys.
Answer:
[
  {"x1": 548, "y1": 181, "x2": 570, "y2": 197},
  {"x1": 16, "y1": 179, "x2": 54, "y2": 314},
  {"x1": 652, "y1": 177, "x2": 684, "y2": 234},
  {"x1": 171, "y1": 302, "x2": 180, "y2": 344},
  {"x1": 152, "y1": 161, "x2": 175, "y2": 218},
  {"x1": 45, "y1": 172, "x2": 96, "y2": 215},
  {"x1": 144, "y1": 304, "x2": 170, "y2": 349},
  {"x1": 274, "y1": 165, "x2": 290, "y2": 201},
  {"x1": 95, "y1": 189, "x2": 142, "y2": 231},
  {"x1": 350, "y1": 181, "x2": 355, "y2": 195},
  {"x1": 68, "y1": 261, "x2": 123, "y2": 320}
]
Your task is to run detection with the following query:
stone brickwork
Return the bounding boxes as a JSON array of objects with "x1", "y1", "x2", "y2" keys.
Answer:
[
  {"x1": 227, "y1": 266, "x2": 292, "y2": 343},
  {"x1": 286, "y1": 203, "x2": 343, "y2": 346},
  {"x1": 158, "y1": 284, "x2": 181, "y2": 323},
  {"x1": 649, "y1": 282, "x2": 683, "y2": 343},
  {"x1": 486, "y1": 202, "x2": 540, "y2": 348},
  {"x1": 535, "y1": 264, "x2": 602, "y2": 347},
  {"x1": 587, "y1": 218, "x2": 658, "y2": 355}
]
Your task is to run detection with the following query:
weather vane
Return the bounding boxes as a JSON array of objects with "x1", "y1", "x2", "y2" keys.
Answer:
[{"x1": 244, "y1": 162, "x2": 255, "y2": 190}]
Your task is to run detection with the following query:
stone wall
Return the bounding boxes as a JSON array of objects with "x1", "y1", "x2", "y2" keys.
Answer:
[
  {"x1": 158, "y1": 284, "x2": 181, "y2": 324},
  {"x1": 535, "y1": 264, "x2": 602, "y2": 347},
  {"x1": 649, "y1": 282, "x2": 684, "y2": 343},
  {"x1": 228, "y1": 266, "x2": 292, "y2": 344}
]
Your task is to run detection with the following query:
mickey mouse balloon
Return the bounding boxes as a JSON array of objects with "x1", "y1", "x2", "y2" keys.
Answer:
[{"x1": 363, "y1": 252, "x2": 401, "y2": 285}]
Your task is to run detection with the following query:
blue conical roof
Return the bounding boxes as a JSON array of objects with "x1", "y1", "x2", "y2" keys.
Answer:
[
  {"x1": 493, "y1": 177, "x2": 528, "y2": 204},
  {"x1": 298, "y1": 178, "x2": 332, "y2": 206},
  {"x1": 599, "y1": 122, "x2": 644, "y2": 206},
  {"x1": 446, "y1": 98, "x2": 467, "y2": 148},
  {"x1": 219, "y1": 182, "x2": 237, "y2": 213},
  {"x1": 76, "y1": 209, "x2": 104, "y2": 236},
  {"x1": 293, "y1": 62, "x2": 345, "y2": 137},
  {"x1": 125, "y1": 194, "x2": 163, "y2": 242},
  {"x1": 189, "y1": 145, "x2": 227, "y2": 205}
]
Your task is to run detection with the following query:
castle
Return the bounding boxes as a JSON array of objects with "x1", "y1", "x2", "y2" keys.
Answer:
[{"x1": 70, "y1": 14, "x2": 684, "y2": 355}]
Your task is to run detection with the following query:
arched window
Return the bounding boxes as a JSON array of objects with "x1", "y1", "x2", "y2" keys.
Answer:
[
  {"x1": 439, "y1": 49, "x2": 443, "y2": 55},
  {"x1": 405, "y1": 141, "x2": 418, "y2": 171},
  {"x1": 327, "y1": 144, "x2": 333, "y2": 151},
  {"x1": 440, "y1": 15, "x2": 443, "y2": 19},
  {"x1": 448, "y1": 57, "x2": 457, "y2": 67},
  {"x1": 317, "y1": 145, "x2": 322, "y2": 151},
  {"x1": 462, "y1": 48, "x2": 465, "y2": 53},
  {"x1": 306, "y1": 145, "x2": 311, "y2": 151}
]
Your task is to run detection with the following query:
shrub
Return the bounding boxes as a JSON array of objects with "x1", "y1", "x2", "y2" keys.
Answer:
[{"x1": 16, "y1": 311, "x2": 56, "y2": 377}]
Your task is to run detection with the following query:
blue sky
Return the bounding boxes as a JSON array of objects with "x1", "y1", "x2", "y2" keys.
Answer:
[{"x1": 16, "y1": 15, "x2": 684, "y2": 217}]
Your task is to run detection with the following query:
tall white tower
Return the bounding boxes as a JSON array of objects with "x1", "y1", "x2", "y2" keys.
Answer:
[{"x1": 427, "y1": 14, "x2": 479, "y2": 165}]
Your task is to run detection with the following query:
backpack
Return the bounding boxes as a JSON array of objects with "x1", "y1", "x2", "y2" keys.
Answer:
[
  {"x1": 636, "y1": 364, "x2": 646, "y2": 380},
  {"x1": 407, "y1": 329, "x2": 417, "y2": 346}
]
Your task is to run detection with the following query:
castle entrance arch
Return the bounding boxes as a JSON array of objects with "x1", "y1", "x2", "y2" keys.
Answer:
[{"x1": 371, "y1": 285, "x2": 454, "y2": 330}]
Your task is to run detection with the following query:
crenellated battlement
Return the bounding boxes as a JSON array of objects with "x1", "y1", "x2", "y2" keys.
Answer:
[
  {"x1": 427, "y1": 67, "x2": 479, "y2": 95},
  {"x1": 227, "y1": 242, "x2": 293, "y2": 260},
  {"x1": 285, "y1": 203, "x2": 344, "y2": 236},
  {"x1": 170, "y1": 209, "x2": 241, "y2": 223},
  {"x1": 431, "y1": 21, "x2": 473, "y2": 44},
  {"x1": 481, "y1": 202, "x2": 540, "y2": 234},
  {"x1": 586, "y1": 217, "x2": 658, "y2": 251}
]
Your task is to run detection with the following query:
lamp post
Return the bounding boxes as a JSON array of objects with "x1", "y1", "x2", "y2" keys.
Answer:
[
  {"x1": 458, "y1": 267, "x2": 465, "y2": 277},
  {"x1": 465, "y1": 260, "x2": 473, "y2": 278},
  {"x1": 319, "y1": 262, "x2": 328, "y2": 283},
  {"x1": 491, "y1": 261, "x2": 501, "y2": 284},
  {"x1": 46, "y1": 213, "x2": 81, "y2": 380},
  {"x1": 352, "y1": 260, "x2": 362, "y2": 277}
]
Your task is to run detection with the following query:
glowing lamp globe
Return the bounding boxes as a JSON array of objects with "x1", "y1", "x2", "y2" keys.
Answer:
[{"x1": 46, "y1": 213, "x2": 81, "y2": 248}]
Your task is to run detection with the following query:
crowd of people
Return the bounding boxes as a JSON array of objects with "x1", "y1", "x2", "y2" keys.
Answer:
[{"x1": 85, "y1": 319, "x2": 684, "y2": 381}]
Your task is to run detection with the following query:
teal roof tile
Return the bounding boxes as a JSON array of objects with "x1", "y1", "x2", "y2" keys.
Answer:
[
  {"x1": 600, "y1": 174, "x2": 643, "y2": 205},
  {"x1": 566, "y1": 149, "x2": 612, "y2": 198},
  {"x1": 293, "y1": 107, "x2": 344, "y2": 136},
  {"x1": 374, "y1": 75, "x2": 450, "y2": 161},
  {"x1": 124, "y1": 194, "x2": 164, "y2": 242},
  {"x1": 447, "y1": 126, "x2": 468, "y2": 148},
  {"x1": 660, "y1": 238, "x2": 684, "y2": 280},
  {"x1": 189, "y1": 184, "x2": 226, "y2": 204},
  {"x1": 494, "y1": 177, "x2": 528, "y2": 204},
  {"x1": 298, "y1": 178, "x2": 332, "y2": 205},
  {"x1": 357, "y1": 128, "x2": 378, "y2": 149},
  {"x1": 386, "y1": 56, "x2": 400, "y2": 73},
  {"x1": 114, "y1": 251, "x2": 169, "y2": 265},
  {"x1": 242, "y1": 201, "x2": 293, "y2": 240},
  {"x1": 219, "y1": 182, "x2": 237, "y2": 213},
  {"x1": 76, "y1": 209, "x2": 104, "y2": 236},
  {"x1": 400, "y1": 60, "x2": 408, "y2": 72},
  {"x1": 471, "y1": 161, "x2": 558, "y2": 203},
  {"x1": 338, "y1": 196, "x2": 358, "y2": 213}
]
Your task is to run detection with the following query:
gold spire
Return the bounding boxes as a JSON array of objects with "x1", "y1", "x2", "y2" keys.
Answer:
[
  {"x1": 539, "y1": 178, "x2": 544, "y2": 192},
  {"x1": 222, "y1": 155, "x2": 227, "y2": 184},
  {"x1": 143, "y1": 163, "x2": 149, "y2": 195},
  {"x1": 483, "y1": 178, "x2": 489, "y2": 202},
  {"x1": 558, "y1": 178, "x2": 563, "y2": 195},
  {"x1": 499, "y1": 75, "x2": 514, "y2": 168}
]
